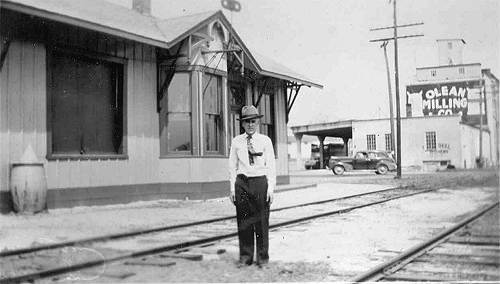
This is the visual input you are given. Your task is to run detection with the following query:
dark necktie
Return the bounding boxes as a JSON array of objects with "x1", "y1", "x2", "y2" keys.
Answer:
[{"x1": 247, "y1": 134, "x2": 262, "y2": 165}]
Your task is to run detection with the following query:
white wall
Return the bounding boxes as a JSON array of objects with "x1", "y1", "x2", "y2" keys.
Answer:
[
  {"x1": 352, "y1": 116, "x2": 464, "y2": 170},
  {"x1": 460, "y1": 124, "x2": 491, "y2": 168}
]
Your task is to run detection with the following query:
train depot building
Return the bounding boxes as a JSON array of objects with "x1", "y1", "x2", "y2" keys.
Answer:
[
  {"x1": 0, "y1": 0, "x2": 322, "y2": 212},
  {"x1": 292, "y1": 39, "x2": 499, "y2": 172}
]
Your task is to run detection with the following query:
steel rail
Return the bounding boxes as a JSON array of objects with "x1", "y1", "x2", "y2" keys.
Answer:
[
  {"x1": 0, "y1": 185, "x2": 405, "y2": 257},
  {"x1": 351, "y1": 201, "x2": 499, "y2": 282},
  {"x1": 1, "y1": 187, "x2": 435, "y2": 284}
]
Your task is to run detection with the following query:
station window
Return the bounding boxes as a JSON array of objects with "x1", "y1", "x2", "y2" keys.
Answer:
[
  {"x1": 459, "y1": 67, "x2": 465, "y2": 74},
  {"x1": 448, "y1": 42, "x2": 453, "y2": 49},
  {"x1": 203, "y1": 73, "x2": 225, "y2": 154},
  {"x1": 366, "y1": 134, "x2": 376, "y2": 150},
  {"x1": 160, "y1": 72, "x2": 192, "y2": 155},
  {"x1": 430, "y1": 70, "x2": 436, "y2": 77},
  {"x1": 48, "y1": 48, "x2": 125, "y2": 158},
  {"x1": 425, "y1": 131, "x2": 437, "y2": 150}
]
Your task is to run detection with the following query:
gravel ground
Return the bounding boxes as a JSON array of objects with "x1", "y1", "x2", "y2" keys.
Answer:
[
  {"x1": 0, "y1": 184, "x2": 391, "y2": 250},
  {"x1": 2, "y1": 169, "x2": 498, "y2": 283},
  {"x1": 68, "y1": 181, "x2": 498, "y2": 282},
  {"x1": 291, "y1": 168, "x2": 499, "y2": 189}
]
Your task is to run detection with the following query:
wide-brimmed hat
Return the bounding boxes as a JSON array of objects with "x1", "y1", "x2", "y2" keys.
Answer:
[{"x1": 238, "y1": 105, "x2": 264, "y2": 121}]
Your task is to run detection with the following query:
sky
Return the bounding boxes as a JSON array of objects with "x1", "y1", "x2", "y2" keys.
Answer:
[{"x1": 109, "y1": 0, "x2": 499, "y2": 126}]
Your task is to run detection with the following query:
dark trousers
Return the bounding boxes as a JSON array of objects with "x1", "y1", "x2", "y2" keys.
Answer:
[{"x1": 235, "y1": 174, "x2": 270, "y2": 264}]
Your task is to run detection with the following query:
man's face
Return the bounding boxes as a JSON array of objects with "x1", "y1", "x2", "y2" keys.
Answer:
[{"x1": 242, "y1": 119, "x2": 259, "y2": 135}]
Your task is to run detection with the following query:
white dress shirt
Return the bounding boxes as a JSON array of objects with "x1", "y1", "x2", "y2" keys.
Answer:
[{"x1": 228, "y1": 132, "x2": 276, "y2": 194}]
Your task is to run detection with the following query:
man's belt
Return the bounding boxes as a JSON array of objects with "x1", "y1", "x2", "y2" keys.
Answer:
[{"x1": 237, "y1": 174, "x2": 265, "y2": 181}]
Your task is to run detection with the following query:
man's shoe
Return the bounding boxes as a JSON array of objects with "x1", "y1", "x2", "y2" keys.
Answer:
[
  {"x1": 237, "y1": 257, "x2": 253, "y2": 267},
  {"x1": 256, "y1": 258, "x2": 269, "y2": 268}
]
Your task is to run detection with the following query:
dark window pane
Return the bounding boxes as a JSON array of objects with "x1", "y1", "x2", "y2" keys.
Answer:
[
  {"x1": 51, "y1": 54, "x2": 80, "y2": 153},
  {"x1": 79, "y1": 59, "x2": 116, "y2": 154},
  {"x1": 50, "y1": 51, "x2": 123, "y2": 155}
]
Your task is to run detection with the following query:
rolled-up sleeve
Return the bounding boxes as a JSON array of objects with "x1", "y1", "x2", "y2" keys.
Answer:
[
  {"x1": 228, "y1": 139, "x2": 238, "y2": 193},
  {"x1": 265, "y1": 137, "x2": 276, "y2": 193}
]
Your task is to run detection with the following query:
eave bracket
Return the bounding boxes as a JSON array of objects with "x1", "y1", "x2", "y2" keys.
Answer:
[{"x1": 286, "y1": 82, "x2": 304, "y2": 123}]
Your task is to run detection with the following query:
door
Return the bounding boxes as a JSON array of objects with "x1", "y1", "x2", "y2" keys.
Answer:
[{"x1": 353, "y1": 152, "x2": 369, "y2": 169}]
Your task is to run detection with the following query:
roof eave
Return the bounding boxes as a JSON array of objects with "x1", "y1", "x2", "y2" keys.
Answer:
[
  {"x1": 1, "y1": 1, "x2": 169, "y2": 49},
  {"x1": 260, "y1": 70, "x2": 323, "y2": 89}
]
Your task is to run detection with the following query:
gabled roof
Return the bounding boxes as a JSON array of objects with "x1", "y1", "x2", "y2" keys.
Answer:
[
  {"x1": 155, "y1": 11, "x2": 220, "y2": 46},
  {"x1": 1, "y1": 0, "x2": 322, "y2": 88}
]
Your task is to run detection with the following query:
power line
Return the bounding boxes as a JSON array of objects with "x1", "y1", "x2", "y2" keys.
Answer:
[
  {"x1": 369, "y1": 34, "x2": 423, "y2": 43},
  {"x1": 369, "y1": 22, "x2": 424, "y2": 31}
]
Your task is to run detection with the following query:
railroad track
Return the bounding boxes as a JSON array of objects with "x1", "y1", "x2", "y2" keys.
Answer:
[
  {"x1": 1, "y1": 186, "x2": 435, "y2": 283},
  {"x1": 352, "y1": 202, "x2": 500, "y2": 282}
]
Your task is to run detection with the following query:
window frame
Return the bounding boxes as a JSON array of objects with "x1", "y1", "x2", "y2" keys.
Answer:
[
  {"x1": 425, "y1": 131, "x2": 437, "y2": 151},
  {"x1": 366, "y1": 134, "x2": 376, "y2": 150},
  {"x1": 385, "y1": 133, "x2": 393, "y2": 151},
  {"x1": 202, "y1": 71, "x2": 225, "y2": 156},
  {"x1": 46, "y1": 46, "x2": 128, "y2": 161},
  {"x1": 160, "y1": 71, "x2": 194, "y2": 157}
]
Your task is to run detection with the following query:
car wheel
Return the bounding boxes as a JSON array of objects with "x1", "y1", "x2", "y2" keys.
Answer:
[
  {"x1": 376, "y1": 164, "x2": 388, "y2": 175},
  {"x1": 305, "y1": 165, "x2": 311, "y2": 170},
  {"x1": 332, "y1": 165, "x2": 345, "y2": 175}
]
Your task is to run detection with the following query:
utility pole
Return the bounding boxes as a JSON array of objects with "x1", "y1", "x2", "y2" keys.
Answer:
[
  {"x1": 369, "y1": 1, "x2": 423, "y2": 178},
  {"x1": 392, "y1": 0, "x2": 402, "y2": 178},
  {"x1": 479, "y1": 80, "x2": 484, "y2": 168},
  {"x1": 381, "y1": 41, "x2": 395, "y2": 156}
]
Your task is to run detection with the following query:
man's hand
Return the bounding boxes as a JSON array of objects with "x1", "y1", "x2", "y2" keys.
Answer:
[
  {"x1": 230, "y1": 191, "x2": 236, "y2": 205},
  {"x1": 267, "y1": 191, "x2": 274, "y2": 205}
]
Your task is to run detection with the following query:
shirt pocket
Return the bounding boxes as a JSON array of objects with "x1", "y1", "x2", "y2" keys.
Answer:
[
  {"x1": 236, "y1": 146, "x2": 249, "y2": 162},
  {"x1": 252, "y1": 143, "x2": 264, "y2": 153}
]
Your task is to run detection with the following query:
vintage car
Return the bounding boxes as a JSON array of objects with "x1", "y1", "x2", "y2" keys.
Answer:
[{"x1": 328, "y1": 150, "x2": 396, "y2": 175}]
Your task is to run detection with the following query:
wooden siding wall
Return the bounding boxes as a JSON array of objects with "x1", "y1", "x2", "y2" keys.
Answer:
[
  {"x1": 0, "y1": 17, "x2": 160, "y2": 192},
  {"x1": 0, "y1": 38, "x2": 46, "y2": 193}
]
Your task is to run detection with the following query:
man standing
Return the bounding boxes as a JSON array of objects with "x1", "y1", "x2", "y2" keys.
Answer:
[{"x1": 228, "y1": 105, "x2": 276, "y2": 267}]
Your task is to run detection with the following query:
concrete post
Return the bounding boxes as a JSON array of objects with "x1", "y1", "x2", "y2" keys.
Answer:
[
  {"x1": 318, "y1": 136, "x2": 326, "y2": 169},
  {"x1": 294, "y1": 133, "x2": 303, "y2": 170}
]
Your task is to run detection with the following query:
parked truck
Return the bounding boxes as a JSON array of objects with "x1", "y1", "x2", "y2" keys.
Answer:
[{"x1": 304, "y1": 143, "x2": 345, "y2": 170}]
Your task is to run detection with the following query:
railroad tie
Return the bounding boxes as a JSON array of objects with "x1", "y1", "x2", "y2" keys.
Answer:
[
  {"x1": 158, "y1": 253, "x2": 203, "y2": 261},
  {"x1": 124, "y1": 258, "x2": 176, "y2": 267},
  {"x1": 100, "y1": 271, "x2": 136, "y2": 279}
]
